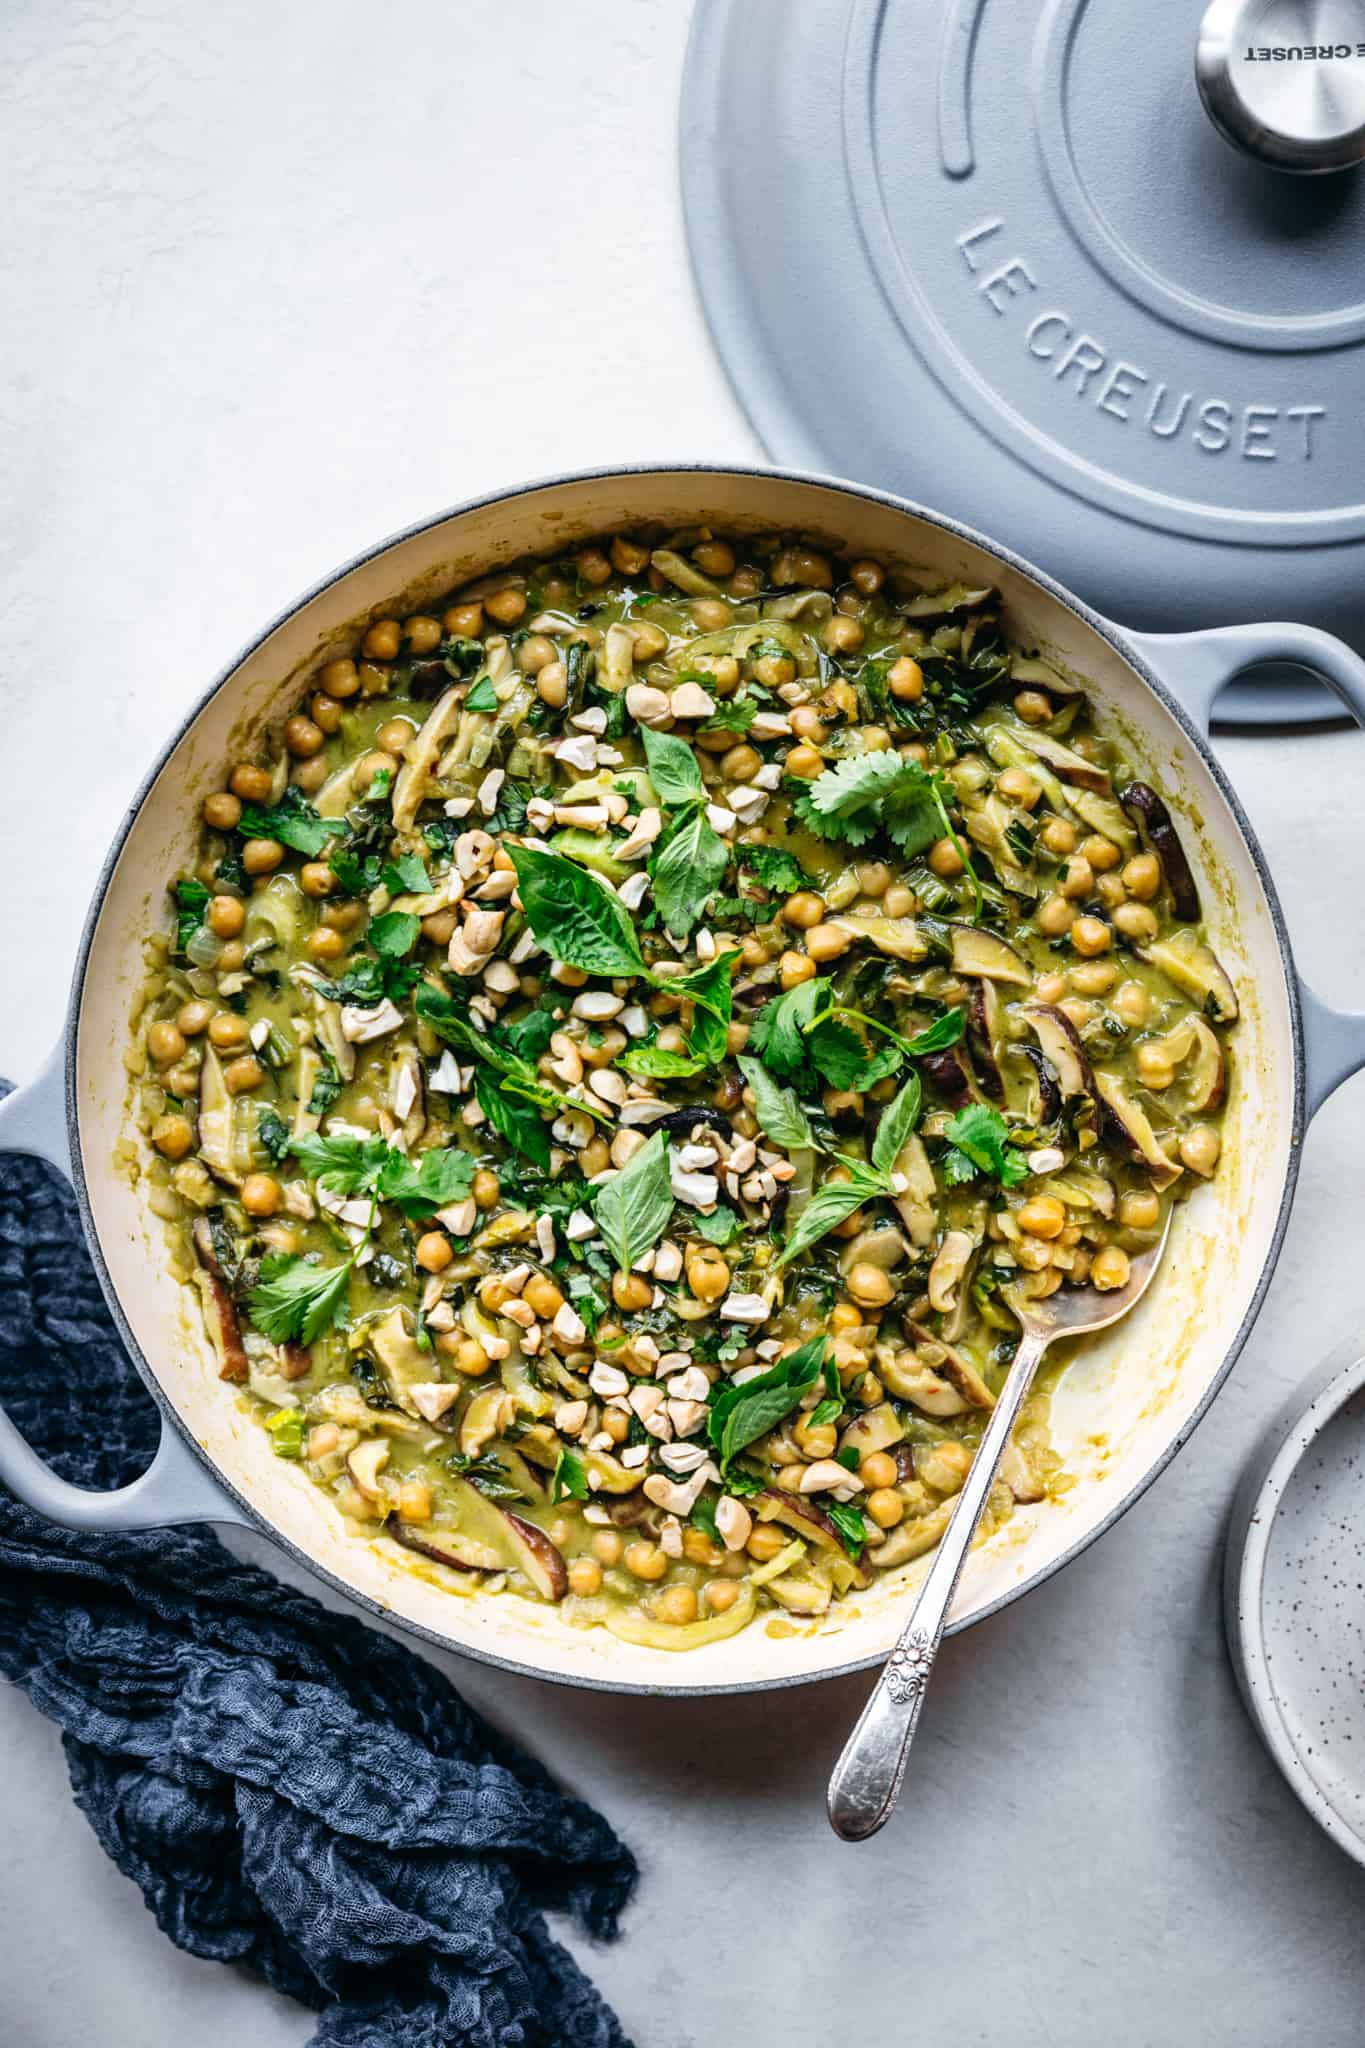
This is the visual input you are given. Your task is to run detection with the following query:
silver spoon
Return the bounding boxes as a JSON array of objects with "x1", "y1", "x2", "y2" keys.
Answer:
[{"x1": 827, "y1": 1213, "x2": 1172, "y2": 1842}]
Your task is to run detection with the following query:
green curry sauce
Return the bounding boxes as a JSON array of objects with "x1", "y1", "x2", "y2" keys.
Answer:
[{"x1": 132, "y1": 528, "x2": 1236, "y2": 1650}]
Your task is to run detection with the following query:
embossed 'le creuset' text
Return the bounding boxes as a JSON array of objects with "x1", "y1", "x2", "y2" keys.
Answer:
[{"x1": 956, "y1": 218, "x2": 1325, "y2": 462}]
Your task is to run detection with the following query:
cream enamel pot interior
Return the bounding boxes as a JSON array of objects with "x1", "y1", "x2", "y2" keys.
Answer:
[{"x1": 3, "y1": 464, "x2": 1365, "y2": 1699}]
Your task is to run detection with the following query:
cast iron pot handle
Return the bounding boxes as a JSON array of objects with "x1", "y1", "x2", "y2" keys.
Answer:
[
  {"x1": 0, "y1": 1046, "x2": 249, "y2": 1531},
  {"x1": 1125, "y1": 621, "x2": 1365, "y2": 1120}
]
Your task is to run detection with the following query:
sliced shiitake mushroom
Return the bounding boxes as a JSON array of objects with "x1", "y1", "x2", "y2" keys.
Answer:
[
  {"x1": 950, "y1": 925, "x2": 1031, "y2": 986},
  {"x1": 1022, "y1": 1003, "x2": 1096, "y2": 1101},
  {"x1": 906, "y1": 1323, "x2": 997, "y2": 1410},
  {"x1": 1011, "y1": 727, "x2": 1111, "y2": 793},
  {"x1": 391, "y1": 1522, "x2": 503, "y2": 1574},
  {"x1": 190, "y1": 1217, "x2": 249, "y2": 1383},
  {"x1": 1119, "y1": 782, "x2": 1200, "y2": 922},
  {"x1": 1093, "y1": 1072, "x2": 1183, "y2": 1190}
]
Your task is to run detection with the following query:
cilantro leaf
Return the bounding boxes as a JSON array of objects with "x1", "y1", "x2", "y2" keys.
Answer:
[
  {"x1": 707, "y1": 1335, "x2": 829, "y2": 1472},
  {"x1": 750, "y1": 978, "x2": 827, "y2": 1081},
  {"x1": 944, "y1": 1102, "x2": 1028, "y2": 1187},
  {"x1": 741, "y1": 844, "x2": 808, "y2": 896},
  {"x1": 698, "y1": 692, "x2": 759, "y2": 738},
  {"x1": 248, "y1": 1252, "x2": 354, "y2": 1344},
  {"x1": 791, "y1": 751, "x2": 950, "y2": 860},
  {"x1": 330, "y1": 848, "x2": 382, "y2": 895},
  {"x1": 368, "y1": 910, "x2": 419, "y2": 959},
  {"x1": 237, "y1": 787, "x2": 345, "y2": 858},
  {"x1": 256, "y1": 1108, "x2": 293, "y2": 1163},
  {"x1": 377, "y1": 1146, "x2": 475, "y2": 1219},
  {"x1": 382, "y1": 853, "x2": 432, "y2": 895},
  {"x1": 307, "y1": 1054, "x2": 342, "y2": 1117}
]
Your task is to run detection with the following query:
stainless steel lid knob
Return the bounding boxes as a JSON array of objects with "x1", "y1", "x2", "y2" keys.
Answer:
[{"x1": 1197, "y1": 0, "x2": 1365, "y2": 171}]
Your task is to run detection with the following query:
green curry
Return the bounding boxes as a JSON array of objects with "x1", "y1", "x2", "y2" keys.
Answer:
[{"x1": 132, "y1": 528, "x2": 1236, "y2": 1648}]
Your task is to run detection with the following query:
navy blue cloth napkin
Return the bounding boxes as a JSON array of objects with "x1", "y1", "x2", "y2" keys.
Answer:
[{"x1": 0, "y1": 1102, "x2": 637, "y2": 2047}]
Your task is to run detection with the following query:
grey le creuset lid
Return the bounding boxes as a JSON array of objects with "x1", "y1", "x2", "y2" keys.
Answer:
[{"x1": 681, "y1": 0, "x2": 1365, "y2": 727}]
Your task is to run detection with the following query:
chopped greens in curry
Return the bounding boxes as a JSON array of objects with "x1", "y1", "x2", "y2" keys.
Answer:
[{"x1": 133, "y1": 529, "x2": 1237, "y2": 1648}]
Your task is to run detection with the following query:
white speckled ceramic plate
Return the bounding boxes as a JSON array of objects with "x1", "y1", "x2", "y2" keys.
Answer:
[{"x1": 1226, "y1": 1338, "x2": 1365, "y2": 1867}]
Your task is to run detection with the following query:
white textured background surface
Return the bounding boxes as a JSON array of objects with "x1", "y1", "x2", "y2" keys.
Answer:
[{"x1": 5, "y1": 4, "x2": 1365, "y2": 2045}]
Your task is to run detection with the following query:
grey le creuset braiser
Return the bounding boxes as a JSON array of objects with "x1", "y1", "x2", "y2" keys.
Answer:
[{"x1": 1, "y1": 463, "x2": 1364, "y2": 1697}]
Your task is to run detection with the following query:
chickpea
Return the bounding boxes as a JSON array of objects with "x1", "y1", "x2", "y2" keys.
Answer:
[
  {"x1": 1060, "y1": 855, "x2": 1094, "y2": 901},
  {"x1": 652, "y1": 1584, "x2": 697, "y2": 1627},
  {"x1": 1071, "y1": 914, "x2": 1112, "y2": 958},
  {"x1": 1135, "y1": 1041, "x2": 1175, "y2": 1089},
  {"x1": 848, "y1": 1455, "x2": 896, "y2": 1498},
  {"x1": 223, "y1": 1055, "x2": 264, "y2": 1095},
  {"x1": 846, "y1": 1261, "x2": 895, "y2": 1309},
  {"x1": 444, "y1": 600, "x2": 483, "y2": 638},
  {"x1": 357, "y1": 619, "x2": 398, "y2": 662},
  {"x1": 1091, "y1": 1245, "x2": 1132, "y2": 1291},
  {"x1": 852, "y1": 863, "x2": 890, "y2": 900},
  {"x1": 824, "y1": 614, "x2": 865, "y2": 656},
  {"x1": 693, "y1": 539, "x2": 736, "y2": 578},
  {"x1": 309, "y1": 693, "x2": 343, "y2": 736},
  {"x1": 439, "y1": 1335, "x2": 491, "y2": 1374},
  {"x1": 536, "y1": 661, "x2": 568, "y2": 708},
  {"x1": 174, "y1": 1000, "x2": 211, "y2": 1039},
  {"x1": 717, "y1": 743, "x2": 759, "y2": 785},
  {"x1": 284, "y1": 714, "x2": 324, "y2": 757},
  {"x1": 779, "y1": 949, "x2": 817, "y2": 990},
  {"x1": 296, "y1": 862, "x2": 334, "y2": 900},
  {"x1": 319, "y1": 658, "x2": 360, "y2": 699},
  {"x1": 217, "y1": 941, "x2": 246, "y2": 970},
  {"x1": 591, "y1": 1528, "x2": 624, "y2": 1567},
  {"x1": 151, "y1": 1113, "x2": 195, "y2": 1160},
  {"x1": 575, "y1": 547, "x2": 612, "y2": 587},
  {"x1": 509, "y1": 633, "x2": 552, "y2": 678},
  {"x1": 920, "y1": 1441, "x2": 973, "y2": 1494},
  {"x1": 787, "y1": 705, "x2": 827, "y2": 745},
  {"x1": 568, "y1": 1557, "x2": 603, "y2": 1598},
  {"x1": 775, "y1": 547, "x2": 833, "y2": 590},
  {"x1": 1014, "y1": 689, "x2": 1053, "y2": 725},
  {"x1": 605, "y1": 535, "x2": 647, "y2": 576},
  {"x1": 1119, "y1": 1189, "x2": 1161, "y2": 1229},
  {"x1": 805, "y1": 923, "x2": 853, "y2": 964},
  {"x1": 704, "y1": 1579, "x2": 740, "y2": 1614},
  {"x1": 795, "y1": 1418, "x2": 838, "y2": 1460},
  {"x1": 207, "y1": 1012, "x2": 248, "y2": 1051},
  {"x1": 1039, "y1": 816, "x2": 1077, "y2": 856},
  {"x1": 753, "y1": 653, "x2": 797, "y2": 692},
  {"x1": 887, "y1": 656, "x2": 924, "y2": 703},
  {"x1": 1113, "y1": 901, "x2": 1159, "y2": 943},
  {"x1": 396, "y1": 1478, "x2": 432, "y2": 1523},
  {"x1": 1122, "y1": 852, "x2": 1162, "y2": 901},
  {"x1": 779, "y1": 890, "x2": 821, "y2": 931},
  {"x1": 866, "y1": 1487, "x2": 905, "y2": 1530},
  {"x1": 1112, "y1": 979, "x2": 1150, "y2": 1027},
  {"x1": 632, "y1": 621, "x2": 668, "y2": 661},
  {"x1": 241, "y1": 1173, "x2": 280, "y2": 1217},
  {"x1": 202, "y1": 791, "x2": 242, "y2": 832},
  {"x1": 1081, "y1": 835, "x2": 1121, "y2": 872},
  {"x1": 485, "y1": 586, "x2": 527, "y2": 625},
  {"x1": 293, "y1": 757, "x2": 327, "y2": 795},
  {"x1": 352, "y1": 752, "x2": 397, "y2": 798},
  {"x1": 1019, "y1": 1194, "x2": 1067, "y2": 1240},
  {"x1": 1179, "y1": 1125, "x2": 1221, "y2": 1177},
  {"x1": 239, "y1": 839, "x2": 282, "y2": 879},
  {"x1": 849, "y1": 557, "x2": 885, "y2": 595},
  {"x1": 523, "y1": 1273, "x2": 564, "y2": 1320},
  {"x1": 612, "y1": 1271, "x2": 653, "y2": 1313},
  {"x1": 307, "y1": 928, "x2": 346, "y2": 963},
  {"x1": 1070, "y1": 959, "x2": 1117, "y2": 996},
  {"x1": 624, "y1": 1541, "x2": 667, "y2": 1582},
  {"x1": 404, "y1": 614, "x2": 442, "y2": 655},
  {"x1": 928, "y1": 837, "x2": 964, "y2": 879},
  {"x1": 686, "y1": 1247, "x2": 730, "y2": 1303},
  {"x1": 375, "y1": 718, "x2": 414, "y2": 756},
  {"x1": 990, "y1": 770, "x2": 1039, "y2": 816},
  {"x1": 472, "y1": 1168, "x2": 500, "y2": 1210},
  {"x1": 1036, "y1": 972, "x2": 1068, "y2": 1004},
  {"x1": 415, "y1": 1232, "x2": 453, "y2": 1274},
  {"x1": 147, "y1": 1020, "x2": 186, "y2": 1066},
  {"x1": 1037, "y1": 894, "x2": 1075, "y2": 938},
  {"x1": 229, "y1": 763, "x2": 273, "y2": 803},
  {"x1": 818, "y1": 678, "x2": 859, "y2": 723},
  {"x1": 745, "y1": 1523, "x2": 788, "y2": 1562},
  {"x1": 829, "y1": 1302, "x2": 863, "y2": 1334},
  {"x1": 878, "y1": 884, "x2": 913, "y2": 920}
]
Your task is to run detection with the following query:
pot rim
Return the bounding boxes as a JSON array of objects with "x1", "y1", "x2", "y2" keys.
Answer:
[{"x1": 57, "y1": 459, "x2": 1308, "y2": 1696}]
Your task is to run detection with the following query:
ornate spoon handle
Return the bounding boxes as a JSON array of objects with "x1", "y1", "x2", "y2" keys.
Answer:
[{"x1": 826, "y1": 1327, "x2": 1048, "y2": 1841}]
